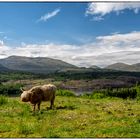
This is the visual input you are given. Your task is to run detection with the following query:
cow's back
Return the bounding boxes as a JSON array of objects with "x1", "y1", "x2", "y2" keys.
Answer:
[{"x1": 41, "y1": 84, "x2": 56, "y2": 101}]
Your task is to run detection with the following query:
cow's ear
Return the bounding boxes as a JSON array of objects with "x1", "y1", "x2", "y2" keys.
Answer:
[{"x1": 20, "y1": 87, "x2": 25, "y2": 92}]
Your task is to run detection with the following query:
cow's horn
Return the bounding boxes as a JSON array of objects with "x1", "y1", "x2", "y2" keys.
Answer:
[{"x1": 20, "y1": 87, "x2": 25, "y2": 92}]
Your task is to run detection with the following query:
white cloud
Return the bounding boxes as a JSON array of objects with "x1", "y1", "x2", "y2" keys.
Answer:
[
  {"x1": 0, "y1": 40, "x2": 4, "y2": 46},
  {"x1": 1, "y1": 31, "x2": 140, "y2": 67},
  {"x1": 97, "y1": 31, "x2": 140, "y2": 42},
  {"x1": 37, "y1": 8, "x2": 60, "y2": 22},
  {"x1": 92, "y1": 16, "x2": 104, "y2": 21},
  {"x1": 86, "y1": 3, "x2": 140, "y2": 20}
]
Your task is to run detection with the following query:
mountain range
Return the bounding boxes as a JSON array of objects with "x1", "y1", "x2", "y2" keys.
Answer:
[
  {"x1": 0, "y1": 56, "x2": 140, "y2": 74},
  {"x1": 0, "y1": 56, "x2": 78, "y2": 74}
]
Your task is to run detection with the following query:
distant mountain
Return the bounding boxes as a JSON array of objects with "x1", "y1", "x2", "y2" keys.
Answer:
[
  {"x1": 0, "y1": 56, "x2": 78, "y2": 74},
  {"x1": 133, "y1": 63, "x2": 140, "y2": 67},
  {"x1": 89, "y1": 65, "x2": 101, "y2": 69},
  {"x1": 105, "y1": 63, "x2": 130, "y2": 71},
  {"x1": 105, "y1": 62, "x2": 140, "y2": 72},
  {"x1": 0, "y1": 64, "x2": 9, "y2": 72}
]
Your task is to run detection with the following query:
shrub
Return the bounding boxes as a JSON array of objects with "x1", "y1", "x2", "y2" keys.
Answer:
[
  {"x1": 105, "y1": 88, "x2": 137, "y2": 99},
  {"x1": 81, "y1": 87, "x2": 137, "y2": 99},
  {"x1": 56, "y1": 89, "x2": 75, "y2": 97},
  {"x1": 135, "y1": 85, "x2": 140, "y2": 100},
  {"x1": 0, "y1": 83, "x2": 23, "y2": 96}
]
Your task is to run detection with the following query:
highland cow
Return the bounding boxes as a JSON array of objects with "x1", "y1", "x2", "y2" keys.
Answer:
[{"x1": 20, "y1": 84, "x2": 56, "y2": 111}]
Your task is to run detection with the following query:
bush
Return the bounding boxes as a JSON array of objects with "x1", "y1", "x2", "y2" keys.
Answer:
[
  {"x1": 0, "y1": 83, "x2": 23, "y2": 96},
  {"x1": 56, "y1": 89, "x2": 75, "y2": 97},
  {"x1": 135, "y1": 85, "x2": 140, "y2": 100},
  {"x1": 81, "y1": 87, "x2": 137, "y2": 99},
  {"x1": 105, "y1": 88, "x2": 137, "y2": 99}
]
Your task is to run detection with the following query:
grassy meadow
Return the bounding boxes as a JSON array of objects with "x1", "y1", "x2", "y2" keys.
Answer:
[{"x1": 0, "y1": 94, "x2": 140, "y2": 138}]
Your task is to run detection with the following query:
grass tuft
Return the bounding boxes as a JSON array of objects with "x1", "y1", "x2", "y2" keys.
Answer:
[
  {"x1": 0, "y1": 124, "x2": 11, "y2": 133},
  {"x1": 18, "y1": 122, "x2": 35, "y2": 136},
  {"x1": 41, "y1": 127, "x2": 60, "y2": 138}
]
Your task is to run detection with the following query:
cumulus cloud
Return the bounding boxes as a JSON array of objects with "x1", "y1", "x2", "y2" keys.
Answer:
[
  {"x1": 37, "y1": 8, "x2": 60, "y2": 22},
  {"x1": 86, "y1": 3, "x2": 140, "y2": 21},
  {"x1": 1, "y1": 31, "x2": 140, "y2": 67}
]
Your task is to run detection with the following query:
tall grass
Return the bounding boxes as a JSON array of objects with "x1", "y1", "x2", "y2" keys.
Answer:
[
  {"x1": 0, "y1": 95, "x2": 8, "y2": 106},
  {"x1": 81, "y1": 92, "x2": 106, "y2": 99}
]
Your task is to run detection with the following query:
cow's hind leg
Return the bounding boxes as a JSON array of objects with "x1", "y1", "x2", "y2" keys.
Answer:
[
  {"x1": 33, "y1": 104, "x2": 36, "y2": 112},
  {"x1": 50, "y1": 96, "x2": 55, "y2": 109}
]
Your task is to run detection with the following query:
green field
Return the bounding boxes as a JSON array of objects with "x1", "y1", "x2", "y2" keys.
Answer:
[{"x1": 0, "y1": 95, "x2": 140, "y2": 138}]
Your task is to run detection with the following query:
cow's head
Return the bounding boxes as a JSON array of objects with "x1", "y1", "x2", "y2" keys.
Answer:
[{"x1": 20, "y1": 88, "x2": 31, "y2": 102}]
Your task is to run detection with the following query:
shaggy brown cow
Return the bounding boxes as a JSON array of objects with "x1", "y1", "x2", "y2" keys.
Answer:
[{"x1": 20, "y1": 84, "x2": 56, "y2": 111}]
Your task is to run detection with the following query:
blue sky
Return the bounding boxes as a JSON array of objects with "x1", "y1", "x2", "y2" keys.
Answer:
[
  {"x1": 0, "y1": 2, "x2": 140, "y2": 67},
  {"x1": 0, "y1": 2, "x2": 89, "y2": 45}
]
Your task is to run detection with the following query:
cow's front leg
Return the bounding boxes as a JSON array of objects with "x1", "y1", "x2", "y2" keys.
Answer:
[{"x1": 37, "y1": 102, "x2": 41, "y2": 111}]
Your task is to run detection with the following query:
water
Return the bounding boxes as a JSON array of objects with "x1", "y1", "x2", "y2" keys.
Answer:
[{"x1": 72, "y1": 90, "x2": 93, "y2": 96}]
